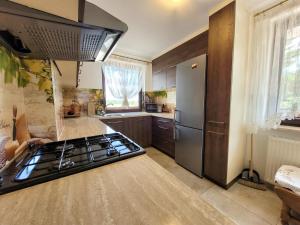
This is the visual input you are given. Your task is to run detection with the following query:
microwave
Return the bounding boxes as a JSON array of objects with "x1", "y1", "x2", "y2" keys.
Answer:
[{"x1": 145, "y1": 103, "x2": 161, "y2": 113}]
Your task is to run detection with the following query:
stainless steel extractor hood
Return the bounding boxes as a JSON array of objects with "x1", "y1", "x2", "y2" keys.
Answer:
[{"x1": 0, "y1": 0, "x2": 128, "y2": 61}]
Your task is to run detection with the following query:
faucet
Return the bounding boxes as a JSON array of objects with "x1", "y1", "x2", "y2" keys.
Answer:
[{"x1": 101, "y1": 103, "x2": 113, "y2": 115}]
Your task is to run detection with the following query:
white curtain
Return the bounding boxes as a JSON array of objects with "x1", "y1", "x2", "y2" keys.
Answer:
[
  {"x1": 245, "y1": 1, "x2": 300, "y2": 132},
  {"x1": 102, "y1": 59, "x2": 145, "y2": 108}
]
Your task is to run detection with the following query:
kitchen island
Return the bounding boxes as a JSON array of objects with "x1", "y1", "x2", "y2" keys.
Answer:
[{"x1": 0, "y1": 117, "x2": 234, "y2": 225}]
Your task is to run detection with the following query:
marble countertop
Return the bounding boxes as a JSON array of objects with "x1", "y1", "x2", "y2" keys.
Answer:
[
  {"x1": 0, "y1": 117, "x2": 234, "y2": 225},
  {"x1": 92, "y1": 112, "x2": 174, "y2": 120}
]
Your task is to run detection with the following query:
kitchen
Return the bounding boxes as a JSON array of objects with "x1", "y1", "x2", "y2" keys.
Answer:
[{"x1": 0, "y1": 0, "x2": 300, "y2": 225}]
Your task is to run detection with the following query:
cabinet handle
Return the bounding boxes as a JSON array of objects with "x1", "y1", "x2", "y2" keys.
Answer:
[
  {"x1": 157, "y1": 119, "x2": 169, "y2": 123},
  {"x1": 158, "y1": 125, "x2": 169, "y2": 130},
  {"x1": 107, "y1": 121, "x2": 123, "y2": 124},
  {"x1": 174, "y1": 109, "x2": 180, "y2": 124},
  {"x1": 174, "y1": 127, "x2": 179, "y2": 141},
  {"x1": 208, "y1": 121, "x2": 225, "y2": 125},
  {"x1": 207, "y1": 131, "x2": 225, "y2": 136}
]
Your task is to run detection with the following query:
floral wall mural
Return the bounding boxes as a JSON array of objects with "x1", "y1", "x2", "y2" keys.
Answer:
[
  {"x1": 0, "y1": 46, "x2": 53, "y2": 103},
  {"x1": 0, "y1": 45, "x2": 57, "y2": 141}
]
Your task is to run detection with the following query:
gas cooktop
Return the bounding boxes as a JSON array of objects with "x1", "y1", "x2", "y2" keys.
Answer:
[{"x1": 0, "y1": 133, "x2": 144, "y2": 195}]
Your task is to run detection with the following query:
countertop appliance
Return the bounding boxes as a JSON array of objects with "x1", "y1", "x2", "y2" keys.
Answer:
[
  {"x1": 174, "y1": 55, "x2": 206, "y2": 177},
  {"x1": 145, "y1": 103, "x2": 160, "y2": 113},
  {"x1": 0, "y1": 0, "x2": 128, "y2": 61},
  {"x1": 0, "y1": 133, "x2": 144, "y2": 195}
]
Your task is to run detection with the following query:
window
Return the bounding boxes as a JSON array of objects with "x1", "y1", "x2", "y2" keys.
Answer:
[
  {"x1": 102, "y1": 59, "x2": 144, "y2": 112},
  {"x1": 279, "y1": 26, "x2": 300, "y2": 127},
  {"x1": 245, "y1": 7, "x2": 300, "y2": 130}
]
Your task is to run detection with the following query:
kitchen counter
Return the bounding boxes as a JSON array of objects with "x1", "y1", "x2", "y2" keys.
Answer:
[
  {"x1": 92, "y1": 111, "x2": 174, "y2": 120},
  {"x1": 0, "y1": 117, "x2": 233, "y2": 225}
]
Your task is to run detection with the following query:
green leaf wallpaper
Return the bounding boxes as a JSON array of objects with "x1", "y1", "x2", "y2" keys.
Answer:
[{"x1": 0, "y1": 46, "x2": 53, "y2": 103}]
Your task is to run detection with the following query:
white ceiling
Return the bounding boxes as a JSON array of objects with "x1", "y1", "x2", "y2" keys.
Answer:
[
  {"x1": 88, "y1": 0, "x2": 281, "y2": 61},
  {"x1": 88, "y1": 0, "x2": 222, "y2": 60}
]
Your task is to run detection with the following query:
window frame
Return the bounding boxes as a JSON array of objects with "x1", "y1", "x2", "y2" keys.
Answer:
[
  {"x1": 102, "y1": 73, "x2": 142, "y2": 113},
  {"x1": 281, "y1": 118, "x2": 300, "y2": 127}
]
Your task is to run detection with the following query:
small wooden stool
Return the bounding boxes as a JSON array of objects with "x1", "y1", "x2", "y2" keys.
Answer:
[
  {"x1": 275, "y1": 186, "x2": 300, "y2": 225},
  {"x1": 275, "y1": 165, "x2": 300, "y2": 225}
]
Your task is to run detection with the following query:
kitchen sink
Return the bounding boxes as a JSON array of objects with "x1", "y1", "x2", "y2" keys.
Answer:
[{"x1": 104, "y1": 113, "x2": 125, "y2": 117}]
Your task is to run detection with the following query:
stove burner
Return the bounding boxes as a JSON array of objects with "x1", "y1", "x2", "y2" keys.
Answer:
[{"x1": 107, "y1": 148, "x2": 119, "y2": 156}]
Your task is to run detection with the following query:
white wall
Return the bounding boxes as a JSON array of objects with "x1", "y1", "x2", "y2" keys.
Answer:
[
  {"x1": 78, "y1": 62, "x2": 103, "y2": 89},
  {"x1": 51, "y1": 61, "x2": 64, "y2": 139},
  {"x1": 56, "y1": 61, "x2": 78, "y2": 88},
  {"x1": 227, "y1": 0, "x2": 251, "y2": 184}
]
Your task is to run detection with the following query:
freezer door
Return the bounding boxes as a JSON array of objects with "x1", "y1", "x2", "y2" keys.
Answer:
[
  {"x1": 175, "y1": 55, "x2": 206, "y2": 129},
  {"x1": 175, "y1": 125, "x2": 203, "y2": 177}
]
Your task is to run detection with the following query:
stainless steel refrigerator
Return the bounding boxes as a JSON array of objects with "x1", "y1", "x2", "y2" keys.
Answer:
[{"x1": 174, "y1": 54, "x2": 206, "y2": 177}]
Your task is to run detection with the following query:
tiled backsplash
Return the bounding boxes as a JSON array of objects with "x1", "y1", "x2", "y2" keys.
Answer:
[{"x1": 62, "y1": 88, "x2": 104, "y2": 116}]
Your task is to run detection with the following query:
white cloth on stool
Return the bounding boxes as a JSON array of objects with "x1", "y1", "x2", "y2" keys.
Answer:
[{"x1": 275, "y1": 165, "x2": 300, "y2": 196}]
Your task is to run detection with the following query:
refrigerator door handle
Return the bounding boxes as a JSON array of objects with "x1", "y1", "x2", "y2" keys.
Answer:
[
  {"x1": 174, "y1": 126, "x2": 180, "y2": 141},
  {"x1": 174, "y1": 109, "x2": 180, "y2": 124}
]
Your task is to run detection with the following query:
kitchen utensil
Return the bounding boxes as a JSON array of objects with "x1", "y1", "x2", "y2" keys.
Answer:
[{"x1": 12, "y1": 105, "x2": 17, "y2": 141}]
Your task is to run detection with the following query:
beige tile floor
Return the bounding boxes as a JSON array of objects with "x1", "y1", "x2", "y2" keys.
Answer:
[{"x1": 146, "y1": 147, "x2": 283, "y2": 225}]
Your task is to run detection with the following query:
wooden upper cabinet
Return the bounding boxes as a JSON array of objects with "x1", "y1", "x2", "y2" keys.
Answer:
[
  {"x1": 166, "y1": 66, "x2": 176, "y2": 89},
  {"x1": 152, "y1": 31, "x2": 208, "y2": 92},
  {"x1": 206, "y1": 2, "x2": 235, "y2": 129},
  {"x1": 153, "y1": 66, "x2": 176, "y2": 91},
  {"x1": 152, "y1": 70, "x2": 167, "y2": 91}
]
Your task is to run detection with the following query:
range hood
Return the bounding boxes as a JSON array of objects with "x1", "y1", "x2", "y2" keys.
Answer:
[{"x1": 0, "y1": 0, "x2": 128, "y2": 61}]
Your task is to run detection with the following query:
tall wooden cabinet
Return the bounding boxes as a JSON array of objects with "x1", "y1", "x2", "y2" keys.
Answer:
[
  {"x1": 204, "y1": 2, "x2": 234, "y2": 186},
  {"x1": 204, "y1": 0, "x2": 250, "y2": 188}
]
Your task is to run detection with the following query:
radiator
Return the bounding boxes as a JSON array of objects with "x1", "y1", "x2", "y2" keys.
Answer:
[{"x1": 265, "y1": 136, "x2": 300, "y2": 184}]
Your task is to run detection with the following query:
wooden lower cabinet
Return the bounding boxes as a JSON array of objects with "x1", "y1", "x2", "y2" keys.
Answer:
[
  {"x1": 101, "y1": 116, "x2": 175, "y2": 157},
  {"x1": 204, "y1": 126, "x2": 228, "y2": 186},
  {"x1": 127, "y1": 117, "x2": 152, "y2": 148},
  {"x1": 101, "y1": 116, "x2": 152, "y2": 148},
  {"x1": 152, "y1": 117, "x2": 175, "y2": 158},
  {"x1": 101, "y1": 118, "x2": 126, "y2": 134}
]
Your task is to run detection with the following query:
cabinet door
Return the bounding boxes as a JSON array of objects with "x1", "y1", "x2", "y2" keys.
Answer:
[
  {"x1": 166, "y1": 66, "x2": 176, "y2": 89},
  {"x1": 101, "y1": 119, "x2": 125, "y2": 134},
  {"x1": 152, "y1": 117, "x2": 175, "y2": 158},
  {"x1": 125, "y1": 117, "x2": 152, "y2": 148},
  {"x1": 204, "y1": 2, "x2": 235, "y2": 186},
  {"x1": 204, "y1": 127, "x2": 228, "y2": 185},
  {"x1": 152, "y1": 70, "x2": 166, "y2": 91},
  {"x1": 142, "y1": 116, "x2": 152, "y2": 147},
  {"x1": 206, "y1": 2, "x2": 235, "y2": 128}
]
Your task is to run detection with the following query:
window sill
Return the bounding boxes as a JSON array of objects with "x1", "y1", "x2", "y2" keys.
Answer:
[{"x1": 276, "y1": 125, "x2": 300, "y2": 133}]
